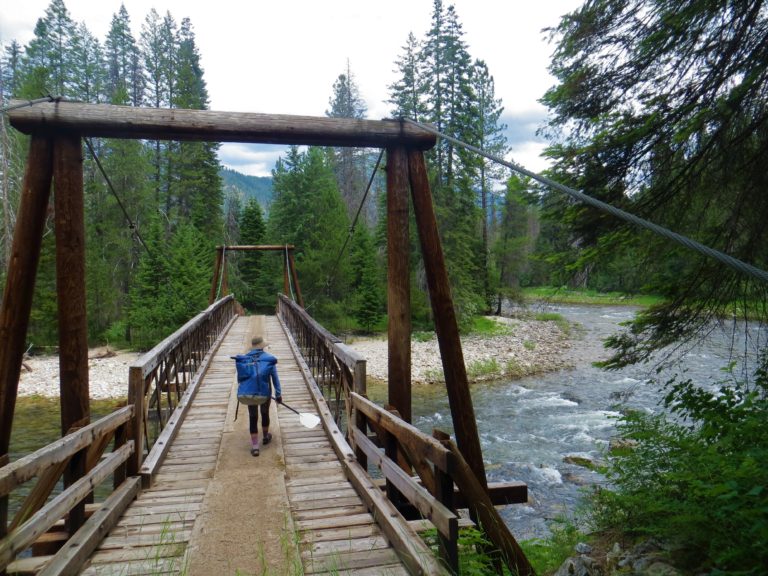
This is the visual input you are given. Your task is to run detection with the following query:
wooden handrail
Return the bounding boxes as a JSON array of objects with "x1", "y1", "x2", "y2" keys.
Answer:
[
  {"x1": 277, "y1": 294, "x2": 366, "y2": 436},
  {"x1": 127, "y1": 295, "x2": 236, "y2": 476},
  {"x1": 0, "y1": 442, "x2": 133, "y2": 569},
  {"x1": 0, "y1": 406, "x2": 132, "y2": 497}
]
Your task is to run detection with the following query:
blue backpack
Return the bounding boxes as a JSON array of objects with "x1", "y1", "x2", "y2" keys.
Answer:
[{"x1": 231, "y1": 354, "x2": 269, "y2": 406}]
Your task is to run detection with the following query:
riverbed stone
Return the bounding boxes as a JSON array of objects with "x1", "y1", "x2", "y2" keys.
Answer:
[{"x1": 554, "y1": 555, "x2": 602, "y2": 576}]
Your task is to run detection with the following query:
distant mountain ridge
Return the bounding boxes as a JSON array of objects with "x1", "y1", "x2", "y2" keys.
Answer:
[{"x1": 220, "y1": 167, "x2": 273, "y2": 210}]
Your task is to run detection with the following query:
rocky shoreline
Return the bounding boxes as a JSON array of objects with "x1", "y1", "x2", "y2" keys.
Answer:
[
  {"x1": 18, "y1": 315, "x2": 572, "y2": 398},
  {"x1": 349, "y1": 315, "x2": 572, "y2": 384},
  {"x1": 18, "y1": 349, "x2": 140, "y2": 399}
]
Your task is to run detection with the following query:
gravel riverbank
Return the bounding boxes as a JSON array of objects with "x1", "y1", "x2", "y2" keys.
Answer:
[
  {"x1": 348, "y1": 315, "x2": 572, "y2": 384},
  {"x1": 18, "y1": 315, "x2": 572, "y2": 398}
]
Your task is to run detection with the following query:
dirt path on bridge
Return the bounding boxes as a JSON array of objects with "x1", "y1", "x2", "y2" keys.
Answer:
[{"x1": 185, "y1": 315, "x2": 298, "y2": 576}]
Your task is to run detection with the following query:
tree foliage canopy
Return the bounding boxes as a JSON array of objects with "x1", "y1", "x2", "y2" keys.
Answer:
[{"x1": 543, "y1": 0, "x2": 768, "y2": 366}]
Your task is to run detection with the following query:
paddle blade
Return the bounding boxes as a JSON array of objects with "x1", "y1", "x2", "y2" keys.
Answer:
[{"x1": 299, "y1": 412, "x2": 321, "y2": 429}]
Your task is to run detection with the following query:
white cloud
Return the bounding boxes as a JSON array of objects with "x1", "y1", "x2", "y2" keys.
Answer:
[{"x1": 1, "y1": 0, "x2": 582, "y2": 177}]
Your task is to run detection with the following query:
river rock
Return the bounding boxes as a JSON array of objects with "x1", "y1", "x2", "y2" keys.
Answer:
[{"x1": 554, "y1": 555, "x2": 602, "y2": 576}]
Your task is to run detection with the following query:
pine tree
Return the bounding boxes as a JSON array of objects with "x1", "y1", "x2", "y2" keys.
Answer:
[
  {"x1": 105, "y1": 5, "x2": 143, "y2": 105},
  {"x1": 350, "y1": 225, "x2": 382, "y2": 332},
  {"x1": 268, "y1": 147, "x2": 351, "y2": 326},
  {"x1": 238, "y1": 198, "x2": 267, "y2": 309},
  {"x1": 388, "y1": 33, "x2": 427, "y2": 121},
  {"x1": 326, "y1": 62, "x2": 371, "y2": 223},
  {"x1": 69, "y1": 22, "x2": 105, "y2": 102},
  {"x1": 23, "y1": 0, "x2": 76, "y2": 97}
]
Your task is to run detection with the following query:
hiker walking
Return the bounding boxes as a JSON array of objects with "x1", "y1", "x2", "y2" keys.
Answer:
[{"x1": 243, "y1": 336, "x2": 282, "y2": 456}]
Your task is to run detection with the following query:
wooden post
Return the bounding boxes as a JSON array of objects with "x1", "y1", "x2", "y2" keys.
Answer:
[
  {"x1": 353, "y1": 359, "x2": 367, "y2": 469},
  {"x1": 434, "y1": 429, "x2": 459, "y2": 575},
  {"x1": 127, "y1": 367, "x2": 145, "y2": 477},
  {"x1": 221, "y1": 252, "x2": 229, "y2": 296},
  {"x1": 283, "y1": 248, "x2": 290, "y2": 297},
  {"x1": 407, "y1": 149, "x2": 487, "y2": 489},
  {"x1": 54, "y1": 133, "x2": 89, "y2": 534},
  {"x1": 0, "y1": 136, "x2": 54, "y2": 543},
  {"x1": 209, "y1": 247, "x2": 223, "y2": 304},
  {"x1": 288, "y1": 251, "x2": 304, "y2": 308},
  {"x1": 386, "y1": 147, "x2": 411, "y2": 423}
]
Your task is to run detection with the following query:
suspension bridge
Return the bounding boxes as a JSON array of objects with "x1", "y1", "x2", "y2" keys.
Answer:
[{"x1": 0, "y1": 102, "x2": 533, "y2": 575}]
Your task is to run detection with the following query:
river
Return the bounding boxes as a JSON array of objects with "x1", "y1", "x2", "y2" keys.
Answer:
[{"x1": 402, "y1": 304, "x2": 765, "y2": 540}]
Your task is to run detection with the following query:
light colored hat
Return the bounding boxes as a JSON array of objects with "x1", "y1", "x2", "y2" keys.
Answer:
[{"x1": 251, "y1": 336, "x2": 268, "y2": 348}]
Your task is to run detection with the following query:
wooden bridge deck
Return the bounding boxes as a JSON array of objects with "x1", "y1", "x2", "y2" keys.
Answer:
[{"x1": 78, "y1": 316, "x2": 409, "y2": 575}]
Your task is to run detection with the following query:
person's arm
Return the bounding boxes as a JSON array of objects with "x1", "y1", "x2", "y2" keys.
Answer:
[{"x1": 271, "y1": 365, "x2": 282, "y2": 401}]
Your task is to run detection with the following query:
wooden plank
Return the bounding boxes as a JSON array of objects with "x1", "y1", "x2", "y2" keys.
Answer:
[
  {"x1": 333, "y1": 564, "x2": 410, "y2": 576},
  {"x1": 302, "y1": 535, "x2": 389, "y2": 557},
  {"x1": 295, "y1": 513, "x2": 375, "y2": 531},
  {"x1": 291, "y1": 497, "x2": 363, "y2": 512},
  {"x1": 293, "y1": 506, "x2": 369, "y2": 522},
  {"x1": 290, "y1": 487, "x2": 358, "y2": 502},
  {"x1": 80, "y1": 556, "x2": 184, "y2": 575},
  {"x1": 37, "y1": 477, "x2": 141, "y2": 576},
  {"x1": 285, "y1": 473, "x2": 346, "y2": 488},
  {"x1": 8, "y1": 101, "x2": 437, "y2": 149},
  {"x1": 303, "y1": 548, "x2": 402, "y2": 574},
  {"x1": 0, "y1": 442, "x2": 133, "y2": 569},
  {"x1": 386, "y1": 146, "x2": 412, "y2": 423},
  {"x1": 288, "y1": 481, "x2": 354, "y2": 495},
  {"x1": 300, "y1": 524, "x2": 381, "y2": 543},
  {"x1": 120, "y1": 502, "x2": 202, "y2": 517},
  {"x1": 6, "y1": 554, "x2": 51, "y2": 575},
  {"x1": 97, "y1": 529, "x2": 192, "y2": 550}
]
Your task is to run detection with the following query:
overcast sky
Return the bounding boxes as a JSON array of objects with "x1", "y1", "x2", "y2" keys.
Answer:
[{"x1": 1, "y1": 0, "x2": 582, "y2": 176}]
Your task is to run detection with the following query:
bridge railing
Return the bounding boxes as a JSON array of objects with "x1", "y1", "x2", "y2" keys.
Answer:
[
  {"x1": 0, "y1": 406, "x2": 139, "y2": 575},
  {"x1": 276, "y1": 294, "x2": 366, "y2": 436},
  {"x1": 278, "y1": 294, "x2": 534, "y2": 575},
  {"x1": 128, "y1": 295, "x2": 237, "y2": 483}
]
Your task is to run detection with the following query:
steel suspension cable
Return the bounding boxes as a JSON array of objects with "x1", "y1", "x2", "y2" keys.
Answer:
[
  {"x1": 330, "y1": 149, "x2": 385, "y2": 273},
  {"x1": 403, "y1": 118, "x2": 768, "y2": 285},
  {"x1": 84, "y1": 137, "x2": 151, "y2": 255}
]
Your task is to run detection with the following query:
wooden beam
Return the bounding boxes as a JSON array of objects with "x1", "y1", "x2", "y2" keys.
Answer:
[
  {"x1": 0, "y1": 136, "x2": 54, "y2": 459},
  {"x1": 288, "y1": 251, "x2": 303, "y2": 307},
  {"x1": 407, "y1": 150, "x2": 488, "y2": 490},
  {"x1": 437, "y1": 435, "x2": 535, "y2": 576},
  {"x1": 216, "y1": 245, "x2": 295, "y2": 251},
  {"x1": 386, "y1": 147, "x2": 411, "y2": 423},
  {"x1": 53, "y1": 133, "x2": 89, "y2": 535},
  {"x1": 8, "y1": 101, "x2": 437, "y2": 149},
  {"x1": 209, "y1": 247, "x2": 223, "y2": 305},
  {"x1": 0, "y1": 136, "x2": 54, "y2": 550}
]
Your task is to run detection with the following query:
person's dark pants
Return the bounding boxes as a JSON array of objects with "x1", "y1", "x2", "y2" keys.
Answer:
[{"x1": 247, "y1": 395, "x2": 272, "y2": 433}]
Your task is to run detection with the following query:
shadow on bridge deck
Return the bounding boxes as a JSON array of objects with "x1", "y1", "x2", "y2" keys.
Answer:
[{"x1": 80, "y1": 315, "x2": 408, "y2": 576}]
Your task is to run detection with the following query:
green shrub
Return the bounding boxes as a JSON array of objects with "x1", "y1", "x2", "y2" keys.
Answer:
[
  {"x1": 521, "y1": 520, "x2": 583, "y2": 575},
  {"x1": 589, "y1": 357, "x2": 768, "y2": 574},
  {"x1": 467, "y1": 358, "x2": 500, "y2": 379}
]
